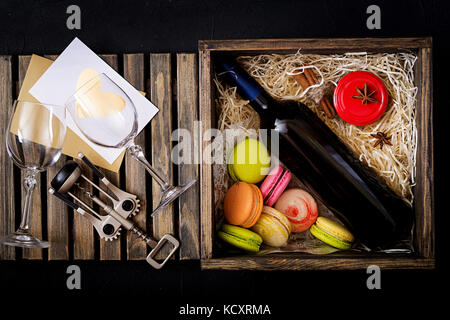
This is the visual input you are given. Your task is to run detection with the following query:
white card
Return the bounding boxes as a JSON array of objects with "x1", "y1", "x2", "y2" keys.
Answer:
[{"x1": 29, "y1": 37, "x2": 159, "y2": 164}]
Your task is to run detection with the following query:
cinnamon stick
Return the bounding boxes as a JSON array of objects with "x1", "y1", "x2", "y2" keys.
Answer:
[
  {"x1": 292, "y1": 68, "x2": 336, "y2": 118},
  {"x1": 305, "y1": 68, "x2": 335, "y2": 118},
  {"x1": 292, "y1": 73, "x2": 310, "y2": 89},
  {"x1": 303, "y1": 68, "x2": 317, "y2": 86}
]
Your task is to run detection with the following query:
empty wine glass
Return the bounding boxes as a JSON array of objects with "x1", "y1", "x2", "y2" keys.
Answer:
[
  {"x1": 1, "y1": 100, "x2": 66, "y2": 248},
  {"x1": 65, "y1": 73, "x2": 196, "y2": 216}
]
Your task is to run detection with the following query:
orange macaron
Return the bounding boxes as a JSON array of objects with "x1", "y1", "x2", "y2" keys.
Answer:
[{"x1": 224, "y1": 182, "x2": 263, "y2": 228}]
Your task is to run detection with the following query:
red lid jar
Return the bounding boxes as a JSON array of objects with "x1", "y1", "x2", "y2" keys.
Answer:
[{"x1": 333, "y1": 71, "x2": 388, "y2": 126}]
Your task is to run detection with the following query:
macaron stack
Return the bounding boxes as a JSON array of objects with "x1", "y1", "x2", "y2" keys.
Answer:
[{"x1": 218, "y1": 137, "x2": 354, "y2": 253}]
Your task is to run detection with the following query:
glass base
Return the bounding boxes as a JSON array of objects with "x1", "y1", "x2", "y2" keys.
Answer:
[
  {"x1": 151, "y1": 179, "x2": 197, "y2": 217},
  {"x1": 0, "y1": 230, "x2": 50, "y2": 249}
]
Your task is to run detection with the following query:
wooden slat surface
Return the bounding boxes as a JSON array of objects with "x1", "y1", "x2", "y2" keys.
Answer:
[
  {"x1": 19, "y1": 55, "x2": 43, "y2": 260},
  {"x1": 47, "y1": 158, "x2": 70, "y2": 260},
  {"x1": 0, "y1": 56, "x2": 15, "y2": 260},
  {"x1": 72, "y1": 56, "x2": 96, "y2": 260},
  {"x1": 72, "y1": 162, "x2": 95, "y2": 260},
  {"x1": 1, "y1": 52, "x2": 203, "y2": 263},
  {"x1": 176, "y1": 54, "x2": 200, "y2": 259},
  {"x1": 99, "y1": 54, "x2": 121, "y2": 261},
  {"x1": 124, "y1": 53, "x2": 148, "y2": 260},
  {"x1": 44, "y1": 55, "x2": 70, "y2": 260},
  {"x1": 150, "y1": 53, "x2": 175, "y2": 259}
]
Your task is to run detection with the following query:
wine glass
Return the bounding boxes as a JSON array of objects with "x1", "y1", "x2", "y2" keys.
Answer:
[
  {"x1": 65, "y1": 73, "x2": 196, "y2": 216},
  {"x1": 0, "y1": 100, "x2": 66, "y2": 248}
]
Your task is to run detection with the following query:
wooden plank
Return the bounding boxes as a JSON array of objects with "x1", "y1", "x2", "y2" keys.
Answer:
[
  {"x1": 18, "y1": 56, "x2": 43, "y2": 260},
  {"x1": 62, "y1": 51, "x2": 94, "y2": 260},
  {"x1": 0, "y1": 56, "x2": 15, "y2": 260},
  {"x1": 414, "y1": 47, "x2": 434, "y2": 258},
  {"x1": 124, "y1": 53, "x2": 147, "y2": 260},
  {"x1": 72, "y1": 162, "x2": 95, "y2": 258},
  {"x1": 201, "y1": 255, "x2": 435, "y2": 271},
  {"x1": 199, "y1": 50, "x2": 214, "y2": 259},
  {"x1": 47, "y1": 158, "x2": 70, "y2": 260},
  {"x1": 98, "y1": 54, "x2": 121, "y2": 260},
  {"x1": 176, "y1": 54, "x2": 200, "y2": 259},
  {"x1": 198, "y1": 37, "x2": 433, "y2": 52},
  {"x1": 98, "y1": 168, "x2": 121, "y2": 260},
  {"x1": 150, "y1": 53, "x2": 175, "y2": 259},
  {"x1": 72, "y1": 54, "x2": 125, "y2": 259},
  {"x1": 73, "y1": 177, "x2": 94, "y2": 255},
  {"x1": 44, "y1": 55, "x2": 69, "y2": 260}
]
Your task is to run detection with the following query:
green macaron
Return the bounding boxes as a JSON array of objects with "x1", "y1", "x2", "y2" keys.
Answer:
[{"x1": 218, "y1": 224, "x2": 263, "y2": 253}]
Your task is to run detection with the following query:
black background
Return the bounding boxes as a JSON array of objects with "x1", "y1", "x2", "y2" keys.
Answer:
[{"x1": 0, "y1": 0, "x2": 446, "y2": 312}]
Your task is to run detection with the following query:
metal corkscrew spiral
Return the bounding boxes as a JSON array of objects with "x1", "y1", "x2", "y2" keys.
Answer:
[{"x1": 131, "y1": 226, "x2": 157, "y2": 248}]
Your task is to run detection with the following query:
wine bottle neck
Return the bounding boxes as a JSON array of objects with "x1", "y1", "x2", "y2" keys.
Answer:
[
  {"x1": 249, "y1": 93, "x2": 277, "y2": 125},
  {"x1": 219, "y1": 60, "x2": 298, "y2": 125}
]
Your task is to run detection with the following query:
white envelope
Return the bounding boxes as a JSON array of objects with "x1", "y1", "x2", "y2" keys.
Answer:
[{"x1": 29, "y1": 37, "x2": 159, "y2": 164}]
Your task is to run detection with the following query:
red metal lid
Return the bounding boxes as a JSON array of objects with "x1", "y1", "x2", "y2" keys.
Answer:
[{"x1": 333, "y1": 71, "x2": 388, "y2": 126}]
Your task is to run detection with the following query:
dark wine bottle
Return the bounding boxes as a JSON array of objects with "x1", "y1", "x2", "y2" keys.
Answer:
[{"x1": 219, "y1": 59, "x2": 413, "y2": 251}]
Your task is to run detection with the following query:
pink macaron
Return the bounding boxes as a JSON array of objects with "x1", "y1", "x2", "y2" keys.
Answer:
[{"x1": 260, "y1": 166, "x2": 292, "y2": 206}]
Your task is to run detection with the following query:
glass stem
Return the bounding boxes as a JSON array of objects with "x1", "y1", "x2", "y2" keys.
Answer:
[
  {"x1": 127, "y1": 143, "x2": 170, "y2": 191},
  {"x1": 18, "y1": 169, "x2": 38, "y2": 232}
]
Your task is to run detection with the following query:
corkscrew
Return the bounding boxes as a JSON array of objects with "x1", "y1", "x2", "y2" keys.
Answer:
[{"x1": 48, "y1": 153, "x2": 179, "y2": 269}]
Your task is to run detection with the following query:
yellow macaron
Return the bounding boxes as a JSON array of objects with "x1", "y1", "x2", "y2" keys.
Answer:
[
  {"x1": 228, "y1": 138, "x2": 271, "y2": 184},
  {"x1": 251, "y1": 206, "x2": 291, "y2": 247},
  {"x1": 310, "y1": 217, "x2": 355, "y2": 250}
]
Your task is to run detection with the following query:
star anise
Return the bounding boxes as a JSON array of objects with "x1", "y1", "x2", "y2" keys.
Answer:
[
  {"x1": 352, "y1": 83, "x2": 379, "y2": 105},
  {"x1": 371, "y1": 132, "x2": 392, "y2": 150}
]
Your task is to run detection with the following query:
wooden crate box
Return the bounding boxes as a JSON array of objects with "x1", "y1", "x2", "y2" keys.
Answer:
[{"x1": 198, "y1": 38, "x2": 434, "y2": 270}]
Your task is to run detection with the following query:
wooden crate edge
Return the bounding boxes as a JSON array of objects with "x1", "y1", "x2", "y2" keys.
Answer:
[
  {"x1": 413, "y1": 47, "x2": 434, "y2": 259},
  {"x1": 198, "y1": 37, "x2": 432, "y2": 51},
  {"x1": 201, "y1": 256, "x2": 436, "y2": 271}
]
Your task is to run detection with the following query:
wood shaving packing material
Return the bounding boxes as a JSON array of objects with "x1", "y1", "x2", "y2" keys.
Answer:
[
  {"x1": 235, "y1": 52, "x2": 417, "y2": 205},
  {"x1": 213, "y1": 52, "x2": 416, "y2": 206}
]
